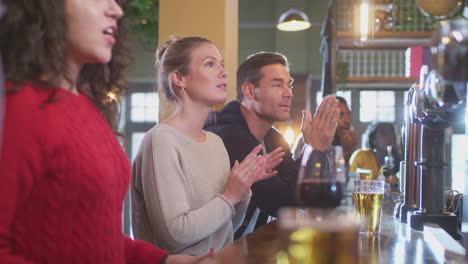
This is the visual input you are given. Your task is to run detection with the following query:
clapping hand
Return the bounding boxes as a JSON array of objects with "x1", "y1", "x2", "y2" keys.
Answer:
[
  {"x1": 222, "y1": 145, "x2": 284, "y2": 205},
  {"x1": 301, "y1": 96, "x2": 339, "y2": 151},
  {"x1": 260, "y1": 146, "x2": 284, "y2": 180}
]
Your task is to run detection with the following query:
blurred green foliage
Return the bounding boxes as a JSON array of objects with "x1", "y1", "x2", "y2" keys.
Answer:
[
  {"x1": 126, "y1": 0, "x2": 159, "y2": 50},
  {"x1": 337, "y1": 62, "x2": 349, "y2": 85}
]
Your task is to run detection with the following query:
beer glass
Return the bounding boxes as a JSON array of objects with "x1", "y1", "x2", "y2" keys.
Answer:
[
  {"x1": 296, "y1": 145, "x2": 346, "y2": 208},
  {"x1": 353, "y1": 180, "x2": 385, "y2": 235},
  {"x1": 356, "y1": 168, "x2": 374, "y2": 180},
  {"x1": 277, "y1": 207, "x2": 360, "y2": 264}
]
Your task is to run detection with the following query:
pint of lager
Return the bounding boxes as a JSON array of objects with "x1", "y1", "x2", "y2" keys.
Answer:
[
  {"x1": 353, "y1": 180, "x2": 385, "y2": 235},
  {"x1": 277, "y1": 208, "x2": 360, "y2": 264}
]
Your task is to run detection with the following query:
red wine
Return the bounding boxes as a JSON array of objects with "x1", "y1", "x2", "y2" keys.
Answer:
[{"x1": 298, "y1": 181, "x2": 344, "y2": 208}]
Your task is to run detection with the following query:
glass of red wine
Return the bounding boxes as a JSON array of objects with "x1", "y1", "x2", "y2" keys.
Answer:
[{"x1": 297, "y1": 145, "x2": 346, "y2": 208}]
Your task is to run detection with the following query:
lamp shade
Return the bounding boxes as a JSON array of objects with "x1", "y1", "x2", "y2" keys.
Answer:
[
  {"x1": 416, "y1": 0, "x2": 463, "y2": 19},
  {"x1": 277, "y1": 9, "x2": 311, "y2": 32}
]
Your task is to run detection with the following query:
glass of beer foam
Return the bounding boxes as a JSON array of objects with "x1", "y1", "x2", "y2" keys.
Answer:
[
  {"x1": 356, "y1": 168, "x2": 374, "y2": 180},
  {"x1": 353, "y1": 180, "x2": 385, "y2": 235},
  {"x1": 276, "y1": 207, "x2": 360, "y2": 264}
]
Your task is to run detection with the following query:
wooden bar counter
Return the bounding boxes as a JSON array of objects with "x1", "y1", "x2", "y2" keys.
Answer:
[{"x1": 200, "y1": 211, "x2": 465, "y2": 264}]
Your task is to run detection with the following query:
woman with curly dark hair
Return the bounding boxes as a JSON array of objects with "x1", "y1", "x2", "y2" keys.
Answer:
[
  {"x1": 349, "y1": 122, "x2": 401, "y2": 180},
  {"x1": 0, "y1": 0, "x2": 212, "y2": 263}
]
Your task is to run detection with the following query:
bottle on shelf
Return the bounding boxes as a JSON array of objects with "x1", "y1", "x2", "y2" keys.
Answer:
[{"x1": 382, "y1": 146, "x2": 399, "y2": 193}]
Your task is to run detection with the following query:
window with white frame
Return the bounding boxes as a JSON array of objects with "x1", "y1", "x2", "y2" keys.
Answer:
[
  {"x1": 451, "y1": 134, "x2": 467, "y2": 192},
  {"x1": 131, "y1": 132, "x2": 146, "y2": 162},
  {"x1": 359, "y1": 91, "x2": 395, "y2": 122},
  {"x1": 403, "y1": 90, "x2": 409, "y2": 122},
  {"x1": 131, "y1": 92, "x2": 159, "y2": 122},
  {"x1": 123, "y1": 86, "x2": 159, "y2": 237}
]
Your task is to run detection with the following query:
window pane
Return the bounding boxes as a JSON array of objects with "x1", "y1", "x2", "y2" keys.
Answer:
[
  {"x1": 145, "y1": 94, "x2": 159, "y2": 107},
  {"x1": 145, "y1": 107, "x2": 158, "y2": 121},
  {"x1": 360, "y1": 91, "x2": 377, "y2": 106},
  {"x1": 360, "y1": 107, "x2": 377, "y2": 122},
  {"x1": 403, "y1": 91, "x2": 409, "y2": 122},
  {"x1": 119, "y1": 97, "x2": 127, "y2": 132},
  {"x1": 131, "y1": 92, "x2": 159, "y2": 122},
  {"x1": 378, "y1": 107, "x2": 395, "y2": 122},
  {"x1": 359, "y1": 91, "x2": 395, "y2": 122},
  {"x1": 377, "y1": 91, "x2": 395, "y2": 106},
  {"x1": 131, "y1": 132, "x2": 146, "y2": 162},
  {"x1": 451, "y1": 134, "x2": 467, "y2": 192},
  {"x1": 131, "y1": 93, "x2": 145, "y2": 107},
  {"x1": 131, "y1": 108, "x2": 145, "y2": 122}
]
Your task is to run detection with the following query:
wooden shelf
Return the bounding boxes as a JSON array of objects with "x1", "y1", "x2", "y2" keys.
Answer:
[
  {"x1": 336, "y1": 76, "x2": 418, "y2": 90},
  {"x1": 346, "y1": 76, "x2": 418, "y2": 82},
  {"x1": 336, "y1": 31, "x2": 433, "y2": 48},
  {"x1": 337, "y1": 31, "x2": 433, "y2": 39}
]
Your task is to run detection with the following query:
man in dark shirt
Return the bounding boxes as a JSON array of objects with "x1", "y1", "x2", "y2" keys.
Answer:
[{"x1": 204, "y1": 52, "x2": 339, "y2": 239}]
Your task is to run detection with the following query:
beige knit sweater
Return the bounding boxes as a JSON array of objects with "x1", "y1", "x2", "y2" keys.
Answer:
[{"x1": 131, "y1": 124, "x2": 250, "y2": 255}]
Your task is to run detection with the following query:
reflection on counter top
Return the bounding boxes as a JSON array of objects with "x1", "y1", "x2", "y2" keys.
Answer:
[{"x1": 200, "y1": 213, "x2": 465, "y2": 264}]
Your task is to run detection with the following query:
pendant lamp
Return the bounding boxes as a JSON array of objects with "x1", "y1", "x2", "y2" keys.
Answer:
[{"x1": 277, "y1": 5, "x2": 311, "y2": 32}]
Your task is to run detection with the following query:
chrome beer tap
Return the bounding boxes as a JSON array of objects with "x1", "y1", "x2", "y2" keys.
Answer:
[{"x1": 402, "y1": 18, "x2": 468, "y2": 240}]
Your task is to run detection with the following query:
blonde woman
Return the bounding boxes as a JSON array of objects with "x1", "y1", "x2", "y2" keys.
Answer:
[{"x1": 132, "y1": 37, "x2": 284, "y2": 255}]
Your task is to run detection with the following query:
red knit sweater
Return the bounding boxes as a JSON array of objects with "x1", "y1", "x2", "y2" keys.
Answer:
[{"x1": 0, "y1": 84, "x2": 167, "y2": 263}]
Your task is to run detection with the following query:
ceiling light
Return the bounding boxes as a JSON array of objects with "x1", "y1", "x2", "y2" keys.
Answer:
[{"x1": 277, "y1": 9, "x2": 311, "y2": 32}]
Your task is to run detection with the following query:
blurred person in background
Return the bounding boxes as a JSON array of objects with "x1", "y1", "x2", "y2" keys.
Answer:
[
  {"x1": 349, "y1": 122, "x2": 401, "y2": 180},
  {"x1": 331, "y1": 96, "x2": 358, "y2": 166},
  {"x1": 0, "y1": 1, "x2": 212, "y2": 263}
]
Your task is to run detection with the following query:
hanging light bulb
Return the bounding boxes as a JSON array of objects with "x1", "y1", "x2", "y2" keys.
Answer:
[
  {"x1": 353, "y1": 0, "x2": 374, "y2": 46},
  {"x1": 277, "y1": 9, "x2": 311, "y2": 32},
  {"x1": 359, "y1": 2, "x2": 370, "y2": 42}
]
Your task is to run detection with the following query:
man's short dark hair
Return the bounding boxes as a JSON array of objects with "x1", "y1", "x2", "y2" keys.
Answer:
[{"x1": 236, "y1": 52, "x2": 289, "y2": 102}]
